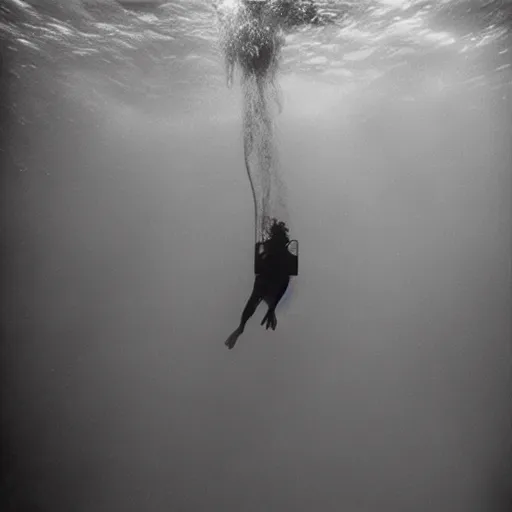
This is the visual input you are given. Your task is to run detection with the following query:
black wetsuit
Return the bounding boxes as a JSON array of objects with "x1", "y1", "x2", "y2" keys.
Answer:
[{"x1": 253, "y1": 239, "x2": 291, "y2": 308}]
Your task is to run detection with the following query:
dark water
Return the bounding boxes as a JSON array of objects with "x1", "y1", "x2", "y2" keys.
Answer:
[{"x1": 1, "y1": 1, "x2": 511, "y2": 511}]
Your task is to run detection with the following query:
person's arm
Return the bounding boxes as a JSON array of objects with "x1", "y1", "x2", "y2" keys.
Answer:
[
  {"x1": 271, "y1": 277, "x2": 289, "y2": 309},
  {"x1": 261, "y1": 276, "x2": 289, "y2": 330}
]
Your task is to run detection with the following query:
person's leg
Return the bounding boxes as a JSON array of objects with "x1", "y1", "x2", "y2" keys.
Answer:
[
  {"x1": 240, "y1": 291, "x2": 262, "y2": 330},
  {"x1": 225, "y1": 277, "x2": 265, "y2": 349}
]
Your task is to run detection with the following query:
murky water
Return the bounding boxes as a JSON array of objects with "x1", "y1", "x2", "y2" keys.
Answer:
[{"x1": 1, "y1": 1, "x2": 511, "y2": 511}]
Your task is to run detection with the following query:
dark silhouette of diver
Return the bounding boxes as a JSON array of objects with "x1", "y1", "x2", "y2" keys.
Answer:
[
  {"x1": 225, "y1": 219, "x2": 293, "y2": 349},
  {"x1": 220, "y1": 1, "x2": 309, "y2": 349}
]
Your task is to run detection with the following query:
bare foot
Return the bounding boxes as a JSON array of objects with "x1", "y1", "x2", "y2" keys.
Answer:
[{"x1": 225, "y1": 327, "x2": 243, "y2": 349}]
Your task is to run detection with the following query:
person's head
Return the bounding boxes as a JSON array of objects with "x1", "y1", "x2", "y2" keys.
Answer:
[{"x1": 269, "y1": 219, "x2": 289, "y2": 243}]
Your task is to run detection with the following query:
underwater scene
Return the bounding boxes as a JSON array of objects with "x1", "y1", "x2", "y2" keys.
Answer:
[{"x1": 1, "y1": 1, "x2": 511, "y2": 511}]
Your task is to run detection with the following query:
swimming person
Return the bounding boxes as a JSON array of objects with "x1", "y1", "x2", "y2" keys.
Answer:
[
  {"x1": 218, "y1": 1, "x2": 309, "y2": 349},
  {"x1": 225, "y1": 219, "x2": 293, "y2": 349}
]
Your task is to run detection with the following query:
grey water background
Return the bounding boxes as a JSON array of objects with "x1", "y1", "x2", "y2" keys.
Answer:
[{"x1": 1, "y1": 0, "x2": 511, "y2": 511}]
